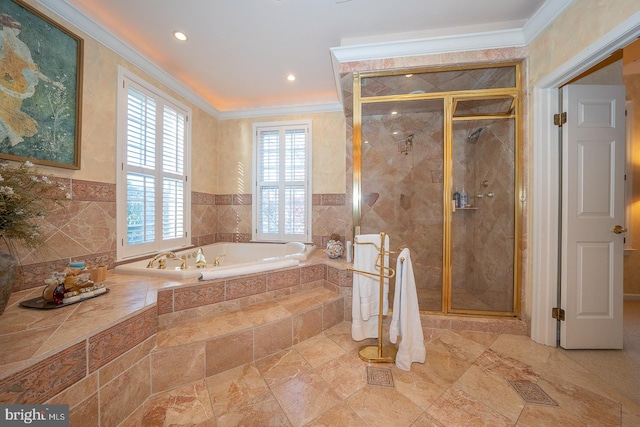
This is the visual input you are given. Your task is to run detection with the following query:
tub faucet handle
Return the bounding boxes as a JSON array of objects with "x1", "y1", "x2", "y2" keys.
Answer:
[
  {"x1": 147, "y1": 251, "x2": 176, "y2": 268},
  {"x1": 195, "y1": 247, "x2": 207, "y2": 268},
  {"x1": 168, "y1": 255, "x2": 187, "y2": 270}
]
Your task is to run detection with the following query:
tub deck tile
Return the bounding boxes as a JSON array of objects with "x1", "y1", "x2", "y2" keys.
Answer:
[
  {"x1": 242, "y1": 300, "x2": 291, "y2": 326},
  {"x1": 156, "y1": 310, "x2": 252, "y2": 349}
]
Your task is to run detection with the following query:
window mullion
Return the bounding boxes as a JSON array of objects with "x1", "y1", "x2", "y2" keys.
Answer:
[
  {"x1": 155, "y1": 102, "x2": 165, "y2": 245},
  {"x1": 279, "y1": 128, "x2": 288, "y2": 239}
]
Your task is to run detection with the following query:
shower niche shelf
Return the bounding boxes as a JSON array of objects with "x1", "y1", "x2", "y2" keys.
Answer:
[{"x1": 454, "y1": 207, "x2": 478, "y2": 211}]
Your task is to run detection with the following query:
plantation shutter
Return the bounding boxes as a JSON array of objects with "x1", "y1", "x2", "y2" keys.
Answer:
[
  {"x1": 119, "y1": 72, "x2": 190, "y2": 259},
  {"x1": 254, "y1": 122, "x2": 311, "y2": 242},
  {"x1": 126, "y1": 87, "x2": 156, "y2": 245}
]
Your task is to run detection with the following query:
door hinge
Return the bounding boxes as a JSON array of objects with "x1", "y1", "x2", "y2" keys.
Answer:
[
  {"x1": 552, "y1": 307, "x2": 565, "y2": 321},
  {"x1": 554, "y1": 112, "x2": 567, "y2": 127}
]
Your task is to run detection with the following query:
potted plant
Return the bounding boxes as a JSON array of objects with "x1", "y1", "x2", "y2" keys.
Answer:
[{"x1": 0, "y1": 160, "x2": 70, "y2": 314}]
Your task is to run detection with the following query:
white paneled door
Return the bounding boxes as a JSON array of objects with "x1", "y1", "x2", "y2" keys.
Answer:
[{"x1": 561, "y1": 84, "x2": 626, "y2": 349}]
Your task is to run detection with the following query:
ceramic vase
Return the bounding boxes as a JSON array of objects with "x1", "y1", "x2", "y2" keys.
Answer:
[{"x1": 325, "y1": 239, "x2": 344, "y2": 259}]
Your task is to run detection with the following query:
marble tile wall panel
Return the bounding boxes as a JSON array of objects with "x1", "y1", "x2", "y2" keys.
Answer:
[
  {"x1": 191, "y1": 190, "x2": 217, "y2": 247},
  {"x1": 173, "y1": 281, "x2": 225, "y2": 312},
  {"x1": 88, "y1": 306, "x2": 157, "y2": 372},
  {"x1": 156, "y1": 289, "x2": 174, "y2": 315},
  {"x1": 293, "y1": 307, "x2": 323, "y2": 344},
  {"x1": 214, "y1": 232, "x2": 251, "y2": 242},
  {"x1": 47, "y1": 372, "x2": 98, "y2": 409},
  {"x1": 323, "y1": 298, "x2": 345, "y2": 330},
  {"x1": 12, "y1": 178, "x2": 117, "y2": 291},
  {"x1": 326, "y1": 265, "x2": 352, "y2": 288},
  {"x1": 301, "y1": 264, "x2": 325, "y2": 283},
  {"x1": 0, "y1": 341, "x2": 86, "y2": 404},
  {"x1": 99, "y1": 357, "x2": 151, "y2": 427},
  {"x1": 69, "y1": 393, "x2": 99, "y2": 427},
  {"x1": 10, "y1": 182, "x2": 221, "y2": 293},
  {"x1": 151, "y1": 342, "x2": 206, "y2": 393},
  {"x1": 205, "y1": 330, "x2": 254, "y2": 377},
  {"x1": 266, "y1": 268, "x2": 300, "y2": 291},
  {"x1": 226, "y1": 274, "x2": 267, "y2": 300},
  {"x1": 98, "y1": 336, "x2": 156, "y2": 387},
  {"x1": 11, "y1": 183, "x2": 343, "y2": 293},
  {"x1": 254, "y1": 318, "x2": 293, "y2": 360}
]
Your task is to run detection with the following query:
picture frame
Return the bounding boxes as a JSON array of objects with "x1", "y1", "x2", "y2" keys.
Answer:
[{"x1": 0, "y1": 0, "x2": 83, "y2": 169}]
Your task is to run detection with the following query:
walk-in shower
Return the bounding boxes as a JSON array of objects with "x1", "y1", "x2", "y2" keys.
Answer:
[{"x1": 351, "y1": 63, "x2": 522, "y2": 317}]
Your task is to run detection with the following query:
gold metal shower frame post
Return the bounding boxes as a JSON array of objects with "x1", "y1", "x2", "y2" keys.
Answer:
[{"x1": 348, "y1": 232, "x2": 398, "y2": 363}]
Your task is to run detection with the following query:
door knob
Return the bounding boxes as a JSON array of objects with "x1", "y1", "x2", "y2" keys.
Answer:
[{"x1": 612, "y1": 225, "x2": 627, "y2": 234}]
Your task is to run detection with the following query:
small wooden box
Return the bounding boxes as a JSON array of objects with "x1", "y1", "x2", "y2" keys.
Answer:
[{"x1": 88, "y1": 266, "x2": 107, "y2": 283}]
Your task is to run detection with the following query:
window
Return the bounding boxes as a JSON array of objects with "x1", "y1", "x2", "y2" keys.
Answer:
[
  {"x1": 116, "y1": 67, "x2": 191, "y2": 259},
  {"x1": 253, "y1": 121, "x2": 312, "y2": 242}
]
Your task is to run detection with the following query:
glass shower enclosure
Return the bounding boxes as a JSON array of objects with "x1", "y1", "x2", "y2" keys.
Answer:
[{"x1": 353, "y1": 63, "x2": 522, "y2": 317}]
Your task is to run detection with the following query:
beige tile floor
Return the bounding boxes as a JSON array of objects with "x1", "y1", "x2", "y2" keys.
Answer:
[{"x1": 122, "y1": 321, "x2": 640, "y2": 426}]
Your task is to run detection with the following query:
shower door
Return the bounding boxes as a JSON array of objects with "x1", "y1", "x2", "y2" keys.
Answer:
[
  {"x1": 449, "y1": 116, "x2": 516, "y2": 313},
  {"x1": 354, "y1": 63, "x2": 522, "y2": 317},
  {"x1": 359, "y1": 98, "x2": 445, "y2": 312}
]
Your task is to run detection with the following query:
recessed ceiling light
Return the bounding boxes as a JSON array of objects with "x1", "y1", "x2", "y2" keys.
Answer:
[
  {"x1": 287, "y1": 74, "x2": 296, "y2": 81},
  {"x1": 173, "y1": 31, "x2": 188, "y2": 41}
]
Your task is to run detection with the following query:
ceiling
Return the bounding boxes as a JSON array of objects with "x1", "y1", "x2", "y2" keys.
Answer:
[{"x1": 39, "y1": 0, "x2": 563, "y2": 116}]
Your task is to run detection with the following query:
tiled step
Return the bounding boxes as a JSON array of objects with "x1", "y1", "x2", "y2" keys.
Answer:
[{"x1": 150, "y1": 286, "x2": 344, "y2": 394}]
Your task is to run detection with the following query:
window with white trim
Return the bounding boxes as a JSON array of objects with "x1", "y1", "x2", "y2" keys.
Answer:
[
  {"x1": 252, "y1": 121, "x2": 312, "y2": 242},
  {"x1": 116, "y1": 67, "x2": 191, "y2": 260}
]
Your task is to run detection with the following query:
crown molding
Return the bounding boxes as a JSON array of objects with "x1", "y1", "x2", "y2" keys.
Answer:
[
  {"x1": 218, "y1": 102, "x2": 344, "y2": 120},
  {"x1": 331, "y1": 27, "x2": 526, "y2": 64},
  {"x1": 522, "y1": 0, "x2": 576, "y2": 43},
  {"x1": 330, "y1": 0, "x2": 575, "y2": 65},
  {"x1": 37, "y1": 0, "x2": 576, "y2": 119},
  {"x1": 37, "y1": 0, "x2": 221, "y2": 118}
]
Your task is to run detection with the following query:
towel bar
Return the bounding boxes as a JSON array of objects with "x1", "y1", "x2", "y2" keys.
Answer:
[{"x1": 348, "y1": 232, "x2": 405, "y2": 363}]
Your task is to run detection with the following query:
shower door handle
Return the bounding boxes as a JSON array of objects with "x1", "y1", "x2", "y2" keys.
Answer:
[{"x1": 612, "y1": 225, "x2": 627, "y2": 234}]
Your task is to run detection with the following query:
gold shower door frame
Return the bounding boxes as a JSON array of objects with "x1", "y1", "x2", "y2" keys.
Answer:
[{"x1": 352, "y1": 62, "x2": 523, "y2": 318}]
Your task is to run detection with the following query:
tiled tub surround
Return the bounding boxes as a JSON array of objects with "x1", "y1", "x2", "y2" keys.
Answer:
[
  {"x1": 0, "y1": 252, "x2": 527, "y2": 426},
  {"x1": 0, "y1": 255, "x2": 349, "y2": 426},
  {"x1": 7, "y1": 176, "x2": 349, "y2": 293}
]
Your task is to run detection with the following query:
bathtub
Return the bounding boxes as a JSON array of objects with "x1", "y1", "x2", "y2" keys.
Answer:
[{"x1": 114, "y1": 242, "x2": 315, "y2": 279}]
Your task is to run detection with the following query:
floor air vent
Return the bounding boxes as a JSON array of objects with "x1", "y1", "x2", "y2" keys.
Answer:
[
  {"x1": 366, "y1": 366, "x2": 394, "y2": 387},
  {"x1": 509, "y1": 381, "x2": 558, "y2": 406}
]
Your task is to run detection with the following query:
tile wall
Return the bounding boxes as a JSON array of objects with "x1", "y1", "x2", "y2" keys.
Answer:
[{"x1": 6, "y1": 178, "x2": 349, "y2": 292}]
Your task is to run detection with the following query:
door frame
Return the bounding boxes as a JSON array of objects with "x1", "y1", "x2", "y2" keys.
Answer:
[{"x1": 530, "y1": 12, "x2": 640, "y2": 346}]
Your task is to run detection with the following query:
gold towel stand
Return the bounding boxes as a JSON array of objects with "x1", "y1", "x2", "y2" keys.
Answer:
[{"x1": 348, "y1": 232, "x2": 404, "y2": 363}]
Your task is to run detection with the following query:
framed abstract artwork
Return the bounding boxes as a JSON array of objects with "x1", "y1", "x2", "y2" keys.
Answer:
[{"x1": 0, "y1": 0, "x2": 83, "y2": 169}]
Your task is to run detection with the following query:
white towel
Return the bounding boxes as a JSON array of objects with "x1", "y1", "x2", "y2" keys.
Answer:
[
  {"x1": 390, "y1": 248, "x2": 426, "y2": 371},
  {"x1": 199, "y1": 259, "x2": 299, "y2": 281},
  {"x1": 351, "y1": 233, "x2": 389, "y2": 341}
]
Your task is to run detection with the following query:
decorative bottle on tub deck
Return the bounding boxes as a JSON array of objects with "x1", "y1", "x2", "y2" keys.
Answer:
[{"x1": 325, "y1": 233, "x2": 344, "y2": 259}]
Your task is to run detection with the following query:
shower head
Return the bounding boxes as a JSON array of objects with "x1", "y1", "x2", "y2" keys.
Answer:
[{"x1": 467, "y1": 127, "x2": 485, "y2": 144}]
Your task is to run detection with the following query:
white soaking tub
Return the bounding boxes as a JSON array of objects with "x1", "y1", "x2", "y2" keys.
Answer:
[{"x1": 114, "y1": 242, "x2": 315, "y2": 279}]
